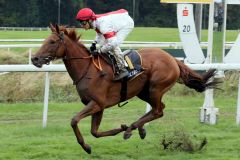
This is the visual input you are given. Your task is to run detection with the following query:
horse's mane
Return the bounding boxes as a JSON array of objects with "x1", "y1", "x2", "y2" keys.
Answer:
[{"x1": 59, "y1": 26, "x2": 89, "y2": 52}]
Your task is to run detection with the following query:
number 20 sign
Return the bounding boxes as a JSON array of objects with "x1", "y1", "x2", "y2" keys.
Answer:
[{"x1": 177, "y1": 4, "x2": 195, "y2": 34}]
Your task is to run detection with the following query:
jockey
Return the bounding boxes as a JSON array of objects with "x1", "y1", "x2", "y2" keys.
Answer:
[{"x1": 76, "y1": 8, "x2": 134, "y2": 81}]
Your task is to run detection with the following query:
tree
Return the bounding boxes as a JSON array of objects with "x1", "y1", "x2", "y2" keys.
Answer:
[
  {"x1": 227, "y1": 5, "x2": 240, "y2": 29},
  {"x1": 0, "y1": 0, "x2": 239, "y2": 28},
  {"x1": 137, "y1": 0, "x2": 177, "y2": 27}
]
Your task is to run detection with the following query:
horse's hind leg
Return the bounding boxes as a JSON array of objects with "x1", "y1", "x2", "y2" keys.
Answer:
[
  {"x1": 91, "y1": 110, "x2": 128, "y2": 138},
  {"x1": 123, "y1": 102, "x2": 164, "y2": 140},
  {"x1": 137, "y1": 102, "x2": 165, "y2": 139},
  {"x1": 135, "y1": 111, "x2": 153, "y2": 139},
  {"x1": 138, "y1": 126, "x2": 147, "y2": 139},
  {"x1": 124, "y1": 86, "x2": 169, "y2": 140}
]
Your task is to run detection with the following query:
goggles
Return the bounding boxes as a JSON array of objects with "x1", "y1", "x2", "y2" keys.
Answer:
[{"x1": 79, "y1": 20, "x2": 88, "y2": 27}]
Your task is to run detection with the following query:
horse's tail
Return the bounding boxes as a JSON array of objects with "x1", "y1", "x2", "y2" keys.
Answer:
[{"x1": 176, "y1": 59, "x2": 220, "y2": 92}]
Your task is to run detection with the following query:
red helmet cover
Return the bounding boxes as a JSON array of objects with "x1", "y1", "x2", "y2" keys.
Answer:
[{"x1": 76, "y1": 8, "x2": 96, "y2": 21}]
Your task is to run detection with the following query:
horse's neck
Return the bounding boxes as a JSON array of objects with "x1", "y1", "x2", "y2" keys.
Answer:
[{"x1": 63, "y1": 40, "x2": 90, "y2": 84}]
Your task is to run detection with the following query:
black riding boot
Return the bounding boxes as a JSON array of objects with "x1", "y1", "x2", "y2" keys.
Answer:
[
  {"x1": 113, "y1": 68, "x2": 129, "y2": 81},
  {"x1": 111, "y1": 47, "x2": 129, "y2": 81}
]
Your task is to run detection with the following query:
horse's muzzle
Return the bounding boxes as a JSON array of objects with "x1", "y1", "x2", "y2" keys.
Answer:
[
  {"x1": 31, "y1": 56, "x2": 53, "y2": 68},
  {"x1": 31, "y1": 56, "x2": 43, "y2": 68}
]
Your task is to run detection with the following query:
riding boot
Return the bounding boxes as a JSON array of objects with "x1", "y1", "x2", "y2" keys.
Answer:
[{"x1": 112, "y1": 47, "x2": 129, "y2": 81}]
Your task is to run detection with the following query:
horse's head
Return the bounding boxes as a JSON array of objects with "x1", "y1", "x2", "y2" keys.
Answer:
[{"x1": 32, "y1": 24, "x2": 68, "y2": 68}]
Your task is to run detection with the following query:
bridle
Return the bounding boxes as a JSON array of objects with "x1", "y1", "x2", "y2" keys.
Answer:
[
  {"x1": 51, "y1": 31, "x2": 104, "y2": 77},
  {"x1": 42, "y1": 32, "x2": 67, "y2": 64},
  {"x1": 50, "y1": 31, "x2": 93, "y2": 61}
]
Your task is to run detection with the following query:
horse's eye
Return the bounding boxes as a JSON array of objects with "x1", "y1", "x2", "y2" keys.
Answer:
[{"x1": 50, "y1": 40, "x2": 55, "y2": 44}]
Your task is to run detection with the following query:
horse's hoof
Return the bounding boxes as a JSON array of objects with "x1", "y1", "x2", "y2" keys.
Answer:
[
  {"x1": 123, "y1": 132, "x2": 132, "y2": 140},
  {"x1": 83, "y1": 144, "x2": 92, "y2": 154},
  {"x1": 121, "y1": 124, "x2": 128, "y2": 131},
  {"x1": 138, "y1": 128, "x2": 146, "y2": 139}
]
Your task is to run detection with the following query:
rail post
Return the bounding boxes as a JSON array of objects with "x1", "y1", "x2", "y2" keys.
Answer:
[
  {"x1": 43, "y1": 72, "x2": 50, "y2": 128},
  {"x1": 236, "y1": 75, "x2": 240, "y2": 125}
]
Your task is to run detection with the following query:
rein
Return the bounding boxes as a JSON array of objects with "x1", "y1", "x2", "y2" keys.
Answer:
[
  {"x1": 63, "y1": 55, "x2": 104, "y2": 85},
  {"x1": 63, "y1": 55, "x2": 103, "y2": 72}
]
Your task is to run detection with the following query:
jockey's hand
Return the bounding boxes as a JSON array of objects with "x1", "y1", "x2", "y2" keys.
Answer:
[
  {"x1": 91, "y1": 49, "x2": 101, "y2": 57},
  {"x1": 90, "y1": 42, "x2": 96, "y2": 52}
]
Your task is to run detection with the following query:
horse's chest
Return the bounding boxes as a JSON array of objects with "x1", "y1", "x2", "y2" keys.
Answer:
[
  {"x1": 76, "y1": 78, "x2": 98, "y2": 96},
  {"x1": 77, "y1": 80, "x2": 90, "y2": 94},
  {"x1": 76, "y1": 81, "x2": 91, "y2": 102}
]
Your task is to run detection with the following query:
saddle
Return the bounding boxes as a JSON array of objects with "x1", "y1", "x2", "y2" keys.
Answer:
[
  {"x1": 100, "y1": 49, "x2": 144, "y2": 80},
  {"x1": 96, "y1": 49, "x2": 144, "y2": 104}
]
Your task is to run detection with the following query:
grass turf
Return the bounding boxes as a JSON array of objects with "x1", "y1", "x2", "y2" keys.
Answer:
[{"x1": 0, "y1": 95, "x2": 240, "y2": 160}]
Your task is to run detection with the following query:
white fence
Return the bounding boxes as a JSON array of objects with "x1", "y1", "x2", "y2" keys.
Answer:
[
  {"x1": 0, "y1": 40, "x2": 193, "y2": 49},
  {"x1": 2, "y1": 63, "x2": 240, "y2": 72},
  {"x1": 0, "y1": 27, "x2": 49, "y2": 31},
  {"x1": 0, "y1": 39, "x2": 237, "y2": 49}
]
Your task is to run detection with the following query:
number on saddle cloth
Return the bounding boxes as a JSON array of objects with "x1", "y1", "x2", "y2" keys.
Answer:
[{"x1": 123, "y1": 49, "x2": 143, "y2": 78}]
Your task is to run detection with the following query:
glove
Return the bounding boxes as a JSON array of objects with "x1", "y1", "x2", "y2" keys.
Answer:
[
  {"x1": 91, "y1": 49, "x2": 101, "y2": 57},
  {"x1": 90, "y1": 42, "x2": 97, "y2": 52}
]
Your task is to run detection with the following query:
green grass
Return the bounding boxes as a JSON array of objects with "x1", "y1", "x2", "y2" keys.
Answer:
[
  {"x1": 213, "y1": 31, "x2": 224, "y2": 62},
  {"x1": 0, "y1": 27, "x2": 180, "y2": 42},
  {"x1": 0, "y1": 30, "x2": 51, "y2": 39},
  {"x1": 129, "y1": 27, "x2": 180, "y2": 42},
  {"x1": 0, "y1": 27, "x2": 238, "y2": 42},
  {"x1": 1, "y1": 95, "x2": 240, "y2": 160}
]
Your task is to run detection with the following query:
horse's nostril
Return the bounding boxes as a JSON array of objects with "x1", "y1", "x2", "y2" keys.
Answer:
[{"x1": 31, "y1": 57, "x2": 39, "y2": 62}]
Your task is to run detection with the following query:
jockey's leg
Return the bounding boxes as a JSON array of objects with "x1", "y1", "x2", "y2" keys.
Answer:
[
  {"x1": 114, "y1": 47, "x2": 128, "y2": 67},
  {"x1": 116, "y1": 25, "x2": 134, "y2": 44},
  {"x1": 112, "y1": 47, "x2": 129, "y2": 81},
  {"x1": 111, "y1": 27, "x2": 133, "y2": 81}
]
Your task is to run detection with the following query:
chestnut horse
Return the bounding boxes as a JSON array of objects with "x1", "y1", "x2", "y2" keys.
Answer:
[{"x1": 32, "y1": 24, "x2": 218, "y2": 154}]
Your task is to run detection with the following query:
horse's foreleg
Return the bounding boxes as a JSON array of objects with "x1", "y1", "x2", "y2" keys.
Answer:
[
  {"x1": 71, "y1": 101, "x2": 101, "y2": 154},
  {"x1": 91, "y1": 110, "x2": 128, "y2": 137}
]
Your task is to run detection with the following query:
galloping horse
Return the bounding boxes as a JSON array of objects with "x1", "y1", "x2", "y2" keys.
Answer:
[{"x1": 32, "y1": 24, "x2": 218, "y2": 154}]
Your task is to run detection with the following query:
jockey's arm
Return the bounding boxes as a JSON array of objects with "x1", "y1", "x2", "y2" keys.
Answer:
[
  {"x1": 96, "y1": 22, "x2": 120, "y2": 53},
  {"x1": 100, "y1": 36, "x2": 118, "y2": 53},
  {"x1": 94, "y1": 33, "x2": 105, "y2": 45}
]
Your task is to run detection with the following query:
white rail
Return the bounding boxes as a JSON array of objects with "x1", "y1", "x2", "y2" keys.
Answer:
[
  {"x1": 0, "y1": 40, "x2": 236, "y2": 49},
  {"x1": 0, "y1": 42, "x2": 182, "y2": 49},
  {"x1": 0, "y1": 27, "x2": 49, "y2": 31},
  {"x1": 0, "y1": 44, "x2": 42, "y2": 48},
  {"x1": 1, "y1": 63, "x2": 240, "y2": 72},
  {"x1": 0, "y1": 64, "x2": 66, "y2": 72}
]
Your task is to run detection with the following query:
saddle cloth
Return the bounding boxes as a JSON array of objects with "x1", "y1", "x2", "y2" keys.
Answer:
[
  {"x1": 99, "y1": 49, "x2": 143, "y2": 80},
  {"x1": 123, "y1": 49, "x2": 143, "y2": 79}
]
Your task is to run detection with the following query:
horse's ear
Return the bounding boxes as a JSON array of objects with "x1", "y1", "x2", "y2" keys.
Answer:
[
  {"x1": 55, "y1": 24, "x2": 60, "y2": 34},
  {"x1": 50, "y1": 23, "x2": 56, "y2": 32},
  {"x1": 63, "y1": 29, "x2": 68, "y2": 35},
  {"x1": 61, "y1": 25, "x2": 68, "y2": 35}
]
